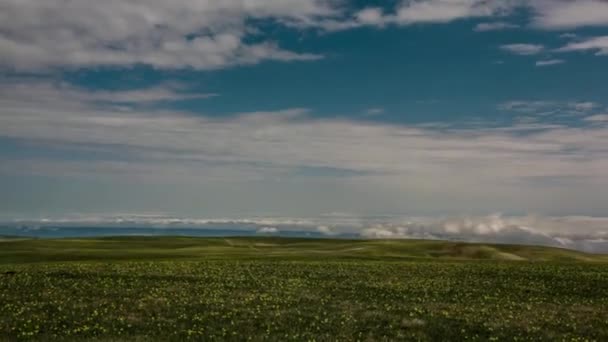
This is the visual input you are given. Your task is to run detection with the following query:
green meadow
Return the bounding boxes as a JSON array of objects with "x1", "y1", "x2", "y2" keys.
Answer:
[{"x1": 1, "y1": 237, "x2": 607, "y2": 340}]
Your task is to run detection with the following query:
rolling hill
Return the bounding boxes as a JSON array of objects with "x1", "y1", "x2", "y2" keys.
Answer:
[{"x1": 1, "y1": 236, "x2": 606, "y2": 263}]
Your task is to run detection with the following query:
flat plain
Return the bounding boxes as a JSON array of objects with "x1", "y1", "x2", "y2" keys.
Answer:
[{"x1": 1, "y1": 237, "x2": 607, "y2": 341}]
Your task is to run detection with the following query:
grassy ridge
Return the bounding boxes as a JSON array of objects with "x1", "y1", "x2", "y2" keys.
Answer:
[{"x1": 1, "y1": 236, "x2": 606, "y2": 264}]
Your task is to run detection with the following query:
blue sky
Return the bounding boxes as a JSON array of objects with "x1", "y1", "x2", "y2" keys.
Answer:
[{"x1": 1, "y1": 0, "x2": 608, "y2": 235}]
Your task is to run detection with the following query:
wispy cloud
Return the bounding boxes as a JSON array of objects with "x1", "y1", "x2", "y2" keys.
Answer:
[
  {"x1": 364, "y1": 107, "x2": 384, "y2": 116},
  {"x1": 498, "y1": 100, "x2": 599, "y2": 115},
  {"x1": 500, "y1": 44, "x2": 545, "y2": 55},
  {"x1": 0, "y1": 80, "x2": 216, "y2": 106},
  {"x1": 584, "y1": 114, "x2": 608, "y2": 123},
  {"x1": 474, "y1": 22, "x2": 519, "y2": 32},
  {"x1": 1, "y1": 80, "x2": 608, "y2": 219},
  {"x1": 535, "y1": 59, "x2": 564, "y2": 67},
  {"x1": 556, "y1": 36, "x2": 608, "y2": 55}
]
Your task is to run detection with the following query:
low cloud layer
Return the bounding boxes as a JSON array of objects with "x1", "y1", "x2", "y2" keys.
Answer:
[
  {"x1": 257, "y1": 226, "x2": 279, "y2": 234},
  {"x1": 360, "y1": 215, "x2": 608, "y2": 253},
  {"x1": 4, "y1": 214, "x2": 608, "y2": 254}
]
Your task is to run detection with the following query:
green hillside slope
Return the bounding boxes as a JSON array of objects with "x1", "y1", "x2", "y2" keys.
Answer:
[{"x1": 1, "y1": 236, "x2": 606, "y2": 263}]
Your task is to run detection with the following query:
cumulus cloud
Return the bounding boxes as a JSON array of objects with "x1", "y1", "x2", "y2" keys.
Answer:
[
  {"x1": 316, "y1": 225, "x2": 337, "y2": 236},
  {"x1": 355, "y1": 7, "x2": 386, "y2": 26},
  {"x1": 500, "y1": 44, "x2": 545, "y2": 55},
  {"x1": 3, "y1": 0, "x2": 608, "y2": 71},
  {"x1": 360, "y1": 214, "x2": 608, "y2": 253},
  {"x1": 0, "y1": 0, "x2": 330, "y2": 70},
  {"x1": 257, "y1": 227, "x2": 279, "y2": 234},
  {"x1": 354, "y1": 1, "x2": 608, "y2": 31},
  {"x1": 535, "y1": 59, "x2": 564, "y2": 67},
  {"x1": 301, "y1": 0, "x2": 518, "y2": 31},
  {"x1": 394, "y1": 0, "x2": 512, "y2": 24},
  {"x1": 4, "y1": 0, "x2": 608, "y2": 71},
  {"x1": 530, "y1": 0, "x2": 608, "y2": 29}
]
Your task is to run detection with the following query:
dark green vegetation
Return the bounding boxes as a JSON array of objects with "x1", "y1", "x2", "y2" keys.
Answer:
[
  {"x1": 1, "y1": 237, "x2": 607, "y2": 341},
  {"x1": 2, "y1": 236, "x2": 607, "y2": 264}
]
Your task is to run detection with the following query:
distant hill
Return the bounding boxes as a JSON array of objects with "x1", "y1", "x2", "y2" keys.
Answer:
[
  {"x1": 0, "y1": 235, "x2": 29, "y2": 241},
  {"x1": 1, "y1": 236, "x2": 606, "y2": 264}
]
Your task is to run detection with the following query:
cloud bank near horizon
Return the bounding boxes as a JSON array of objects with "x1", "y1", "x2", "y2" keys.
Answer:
[{"x1": 4, "y1": 213, "x2": 608, "y2": 254}]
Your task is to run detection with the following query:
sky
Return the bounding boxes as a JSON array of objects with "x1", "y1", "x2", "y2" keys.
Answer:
[{"x1": 1, "y1": 0, "x2": 608, "y2": 249}]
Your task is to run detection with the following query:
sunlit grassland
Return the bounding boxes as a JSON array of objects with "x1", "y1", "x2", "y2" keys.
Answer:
[{"x1": 1, "y1": 237, "x2": 607, "y2": 340}]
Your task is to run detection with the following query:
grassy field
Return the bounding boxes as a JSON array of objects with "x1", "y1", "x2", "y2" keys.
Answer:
[{"x1": 1, "y1": 237, "x2": 607, "y2": 341}]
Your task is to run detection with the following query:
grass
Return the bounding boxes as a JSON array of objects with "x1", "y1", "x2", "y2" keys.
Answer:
[
  {"x1": 1, "y1": 237, "x2": 607, "y2": 340},
  {"x1": 1, "y1": 236, "x2": 606, "y2": 264}
]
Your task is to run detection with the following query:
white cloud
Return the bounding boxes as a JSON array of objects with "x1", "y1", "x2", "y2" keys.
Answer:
[
  {"x1": 0, "y1": 0, "x2": 330, "y2": 70},
  {"x1": 2, "y1": 81, "x2": 608, "y2": 215},
  {"x1": 257, "y1": 227, "x2": 279, "y2": 234},
  {"x1": 584, "y1": 114, "x2": 608, "y2": 123},
  {"x1": 500, "y1": 44, "x2": 544, "y2": 55},
  {"x1": 498, "y1": 100, "x2": 555, "y2": 112},
  {"x1": 569, "y1": 102, "x2": 599, "y2": 112},
  {"x1": 556, "y1": 36, "x2": 608, "y2": 55},
  {"x1": 6, "y1": 213, "x2": 608, "y2": 253},
  {"x1": 359, "y1": 214, "x2": 608, "y2": 253},
  {"x1": 5, "y1": 0, "x2": 608, "y2": 71},
  {"x1": 316, "y1": 225, "x2": 337, "y2": 235},
  {"x1": 531, "y1": 0, "x2": 608, "y2": 29},
  {"x1": 312, "y1": 0, "x2": 518, "y2": 31},
  {"x1": 474, "y1": 21, "x2": 519, "y2": 32},
  {"x1": 3, "y1": 0, "x2": 608, "y2": 71},
  {"x1": 535, "y1": 59, "x2": 564, "y2": 67},
  {"x1": 355, "y1": 7, "x2": 386, "y2": 25},
  {"x1": 0, "y1": 80, "x2": 215, "y2": 106},
  {"x1": 499, "y1": 100, "x2": 600, "y2": 115},
  {"x1": 352, "y1": 1, "x2": 608, "y2": 32},
  {"x1": 395, "y1": 0, "x2": 511, "y2": 24}
]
